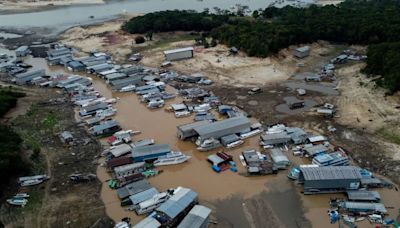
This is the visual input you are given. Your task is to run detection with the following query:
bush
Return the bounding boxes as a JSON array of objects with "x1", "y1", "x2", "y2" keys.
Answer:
[{"x1": 135, "y1": 36, "x2": 146, "y2": 44}]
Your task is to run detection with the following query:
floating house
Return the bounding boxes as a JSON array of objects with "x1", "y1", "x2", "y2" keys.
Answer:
[
  {"x1": 117, "y1": 179, "x2": 152, "y2": 199},
  {"x1": 133, "y1": 216, "x2": 161, "y2": 228},
  {"x1": 164, "y1": 47, "x2": 194, "y2": 61},
  {"x1": 293, "y1": 46, "x2": 310, "y2": 58},
  {"x1": 270, "y1": 148, "x2": 291, "y2": 169},
  {"x1": 298, "y1": 166, "x2": 362, "y2": 194},
  {"x1": 312, "y1": 151, "x2": 349, "y2": 166},
  {"x1": 131, "y1": 144, "x2": 171, "y2": 162},
  {"x1": 110, "y1": 144, "x2": 133, "y2": 157},
  {"x1": 67, "y1": 61, "x2": 85, "y2": 72},
  {"x1": 89, "y1": 120, "x2": 121, "y2": 136},
  {"x1": 79, "y1": 102, "x2": 109, "y2": 116},
  {"x1": 47, "y1": 47, "x2": 73, "y2": 65},
  {"x1": 177, "y1": 205, "x2": 212, "y2": 228},
  {"x1": 114, "y1": 162, "x2": 146, "y2": 179},
  {"x1": 286, "y1": 127, "x2": 308, "y2": 144},
  {"x1": 155, "y1": 187, "x2": 198, "y2": 226},
  {"x1": 106, "y1": 156, "x2": 133, "y2": 169},
  {"x1": 129, "y1": 187, "x2": 160, "y2": 206},
  {"x1": 260, "y1": 132, "x2": 291, "y2": 146},
  {"x1": 304, "y1": 144, "x2": 328, "y2": 157},
  {"x1": 193, "y1": 116, "x2": 251, "y2": 143},
  {"x1": 340, "y1": 202, "x2": 386, "y2": 214},
  {"x1": 14, "y1": 69, "x2": 46, "y2": 85},
  {"x1": 346, "y1": 191, "x2": 381, "y2": 202}
]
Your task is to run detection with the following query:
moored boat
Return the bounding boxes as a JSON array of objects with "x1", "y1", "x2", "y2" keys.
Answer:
[{"x1": 153, "y1": 151, "x2": 191, "y2": 166}]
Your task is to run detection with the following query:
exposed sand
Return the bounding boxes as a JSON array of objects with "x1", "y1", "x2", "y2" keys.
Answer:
[{"x1": 0, "y1": 0, "x2": 104, "y2": 12}]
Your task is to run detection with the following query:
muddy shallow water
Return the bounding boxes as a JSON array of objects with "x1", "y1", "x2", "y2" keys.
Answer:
[{"x1": 16, "y1": 55, "x2": 400, "y2": 227}]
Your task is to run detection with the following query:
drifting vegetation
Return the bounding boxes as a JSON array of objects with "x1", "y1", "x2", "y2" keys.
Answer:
[
  {"x1": 0, "y1": 88, "x2": 29, "y2": 193},
  {"x1": 122, "y1": 0, "x2": 400, "y2": 92}
]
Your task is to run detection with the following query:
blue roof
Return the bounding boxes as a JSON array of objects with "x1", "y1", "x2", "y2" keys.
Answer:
[{"x1": 157, "y1": 187, "x2": 198, "y2": 219}]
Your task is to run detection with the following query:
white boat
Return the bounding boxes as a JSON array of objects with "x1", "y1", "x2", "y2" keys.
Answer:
[
  {"x1": 147, "y1": 99, "x2": 164, "y2": 109},
  {"x1": 120, "y1": 84, "x2": 136, "y2": 92},
  {"x1": 240, "y1": 129, "x2": 263, "y2": 139},
  {"x1": 7, "y1": 198, "x2": 28, "y2": 207},
  {"x1": 135, "y1": 192, "x2": 170, "y2": 215},
  {"x1": 239, "y1": 155, "x2": 247, "y2": 167},
  {"x1": 20, "y1": 179, "x2": 43, "y2": 186},
  {"x1": 197, "y1": 138, "x2": 221, "y2": 151},
  {"x1": 96, "y1": 107, "x2": 117, "y2": 118},
  {"x1": 175, "y1": 110, "x2": 191, "y2": 118},
  {"x1": 226, "y1": 140, "x2": 244, "y2": 148},
  {"x1": 153, "y1": 151, "x2": 191, "y2": 166},
  {"x1": 14, "y1": 193, "x2": 30, "y2": 198}
]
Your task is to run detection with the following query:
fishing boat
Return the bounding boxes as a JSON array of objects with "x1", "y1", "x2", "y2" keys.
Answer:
[
  {"x1": 14, "y1": 193, "x2": 30, "y2": 198},
  {"x1": 153, "y1": 151, "x2": 191, "y2": 166},
  {"x1": 20, "y1": 179, "x2": 43, "y2": 187},
  {"x1": 120, "y1": 84, "x2": 136, "y2": 92},
  {"x1": 7, "y1": 198, "x2": 28, "y2": 207}
]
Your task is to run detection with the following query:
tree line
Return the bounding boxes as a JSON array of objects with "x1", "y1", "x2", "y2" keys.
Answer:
[
  {"x1": 0, "y1": 88, "x2": 29, "y2": 194},
  {"x1": 122, "y1": 0, "x2": 400, "y2": 92}
]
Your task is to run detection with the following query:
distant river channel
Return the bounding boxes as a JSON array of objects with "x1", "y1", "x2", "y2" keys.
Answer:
[{"x1": 0, "y1": 0, "x2": 313, "y2": 34}]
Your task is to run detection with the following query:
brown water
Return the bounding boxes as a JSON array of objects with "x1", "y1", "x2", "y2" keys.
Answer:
[{"x1": 21, "y1": 56, "x2": 400, "y2": 227}]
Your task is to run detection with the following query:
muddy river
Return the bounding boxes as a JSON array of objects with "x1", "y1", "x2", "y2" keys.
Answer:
[{"x1": 13, "y1": 55, "x2": 400, "y2": 227}]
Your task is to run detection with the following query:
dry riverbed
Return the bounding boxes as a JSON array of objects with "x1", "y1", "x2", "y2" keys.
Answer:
[{"x1": 0, "y1": 0, "x2": 104, "y2": 13}]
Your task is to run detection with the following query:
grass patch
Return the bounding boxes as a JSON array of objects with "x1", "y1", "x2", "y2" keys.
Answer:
[
  {"x1": 377, "y1": 128, "x2": 400, "y2": 145},
  {"x1": 131, "y1": 33, "x2": 197, "y2": 53}
]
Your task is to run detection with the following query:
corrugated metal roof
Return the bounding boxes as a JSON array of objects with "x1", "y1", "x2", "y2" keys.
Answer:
[
  {"x1": 304, "y1": 144, "x2": 328, "y2": 156},
  {"x1": 164, "y1": 47, "x2": 194, "y2": 55},
  {"x1": 296, "y1": 46, "x2": 310, "y2": 52},
  {"x1": 342, "y1": 202, "x2": 386, "y2": 213},
  {"x1": 270, "y1": 148, "x2": 290, "y2": 164},
  {"x1": 129, "y1": 187, "x2": 159, "y2": 205},
  {"x1": 178, "y1": 205, "x2": 211, "y2": 228},
  {"x1": 300, "y1": 166, "x2": 362, "y2": 181},
  {"x1": 177, "y1": 120, "x2": 211, "y2": 132},
  {"x1": 114, "y1": 162, "x2": 145, "y2": 173},
  {"x1": 133, "y1": 216, "x2": 161, "y2": 228},
  {"x1": 132, "y1": 144, "x2": 171, "y2": 158},
  {"x1": 110, "y1": 144, "x2": 132, "y2": 157},
  {"x1": 117, "y1": 179, "x2": 151, "y2": 199},
  {"x1": 347, "y1": 191, "x2": 380, "y2": 201},
  {"x1": 193, "y1": 116, "x2": 250, "y2": 138},
  {"x1": 92, "y1": 120, "x2": 119, "y2": 132},
  {"x1": 157, "y1": 187, "x2": 198, "y2": 219}
]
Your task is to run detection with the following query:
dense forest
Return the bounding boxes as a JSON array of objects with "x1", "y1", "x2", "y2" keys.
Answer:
[
  {"x1": 122, "y1": 0, "x2": 400, "y2": 92},
  {"x1": 0, "y1": 89, "x2": 29, "y2": 194}
]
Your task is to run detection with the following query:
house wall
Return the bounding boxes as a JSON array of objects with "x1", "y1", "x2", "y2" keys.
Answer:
[
  {"x1": 304, "y1": 179, "x2": 360, "y2": 191},
  {"x1": 165, "y1": 50, "x2": 193, "y2": 61},
  {"x1": 133, "y1": 152, "x2": 169, "y2": 162}
]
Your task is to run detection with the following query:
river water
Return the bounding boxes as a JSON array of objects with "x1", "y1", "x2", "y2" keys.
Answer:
[{"x1": 0, "y1": 0, "x2": 314, "y2": 34}]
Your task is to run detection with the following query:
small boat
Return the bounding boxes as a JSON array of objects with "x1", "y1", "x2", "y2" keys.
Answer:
[
  {"x1": 240, "y1": 129, "x2": 262, "y2": 139},
  {"x1": 14, "y1": 193, "x2": 30, "y2": 198},
  {"x1": 96, "y1": 108, "x2": 117, "y2": 118},
  {"x1": 119, "y1": 85, "x2": 136, "y2": 92},
  {"x1": 226, "y1": 140, "x2": 244, "y2": 149},
  {"x1": 153, "y1": 151, "x2": 191, "y2": 166},
  {"x1": 239, "y1": 155, "x2": 247, "y2": 167},
  {"x1": 147, "y1": 99, "x2": 164, "y2": 109},
  {"x1": 7, "y1": 198, "x2": 28, "y2": 207},
  {"x1": 20, "y1": 179, "x2": 43, "y2": 187},
  {"x1": 175, "y1": 110, "x2": 191, "y2": 118}
]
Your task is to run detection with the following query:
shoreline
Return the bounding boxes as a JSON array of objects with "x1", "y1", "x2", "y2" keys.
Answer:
[{"x1": 0, "y1": 0, "x2": 105, "y2": 15}]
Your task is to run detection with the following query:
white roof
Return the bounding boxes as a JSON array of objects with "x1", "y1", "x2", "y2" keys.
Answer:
[
  {"x1": 110, "y1": 144, "x2": 132, "y2": 157},
  {"x1": 308, "y1": 135, "x2": 326, "y2": 143},
  {"x1": 164, "y1": 47, "x2": 194, "y2": 55}
]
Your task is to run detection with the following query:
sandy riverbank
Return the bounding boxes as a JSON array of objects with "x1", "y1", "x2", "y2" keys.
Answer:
[{"x1": 0, "y1": 0, "x2": 104, "y2": 14}]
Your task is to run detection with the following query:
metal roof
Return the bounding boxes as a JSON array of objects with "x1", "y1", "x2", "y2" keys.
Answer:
[
  {"x1": 117, "y1": 179, "x2": 151, "y2": 199},
  {"x1": 132, "y1": 144, "x2": 171, "y2": 158},
  {"x1": 129, "y1": 187, "x2": 159, "y2": 205},
  {"x1": 171, "y1": 103, "x2": 187, "y2": 111},
  {"x1": 110, "y1": 144, "x2": 132, "y2": 157},
  {"x1": 347, "y1": 191, "x2": 381, "y2": 201},
  {"x1": 207, "y1": 154, "x2": 224, "y2": 165},
  {"x1": 178, "y1": 205, "x2": 211, "y2": 228},
  {"x1": 308, "y1": 135, "x2": 326, "y2": 143},
  {"x1": 193, "y1": 116, "x2": 250, "y2": 139},
  {"x1": 114, "y1": 162, "x2": 145, "y2": 174},
  {"x1": 61, "y1": 131, "x2": 73, "y2": 139},
  {"x1": 304, "y1": 144, "x2": 328, "y2": 156},
  {"x1": 164, "y1": 47, "x2": 194, "y2": 55},
  {"x1": 92, "y1": 120, "x2": 119, "y2": 133},
  {"x1": 157, "y1": 187, "x2": 198, "y2": 219},
  {"x1": 270, "y1": 148, "x2": 290, "y2": 164},
  {"x1": 300, "y1": 166, "x2": 362, "y2": 181},
  {"x1": 16, "y1": 46, "x2": 29, "y2": 52},
  {"x1": 177, "y1": 120, "x2": 211, "y2": 132},
  {"x1": 342, "y1": 202, "x2": 386, "y2": 214},
  {"x1": 15, "y1": 69, "x2": 45, "y2": 79},
  {"x1": 133, "y1": 216, "x2": 161, "y2": 228}
]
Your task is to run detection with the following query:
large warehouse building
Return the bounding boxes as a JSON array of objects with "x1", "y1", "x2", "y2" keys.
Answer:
[
  {"x1": 164, "y1": 47, "x2": 194, "y2": 61},
  {"x1": 298, "y1": 166, "x2": 362, "y2": 194},
  {"x1": 193, "y1": 116, "x2": 251, "y2": 143}
]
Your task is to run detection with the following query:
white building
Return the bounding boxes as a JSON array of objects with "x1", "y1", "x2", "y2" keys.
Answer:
[{"x1": 164, "y1": 47, "x2": 194, "y2": 61}]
